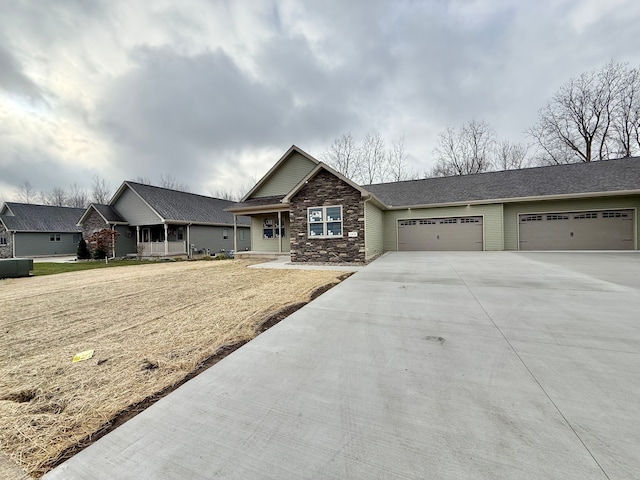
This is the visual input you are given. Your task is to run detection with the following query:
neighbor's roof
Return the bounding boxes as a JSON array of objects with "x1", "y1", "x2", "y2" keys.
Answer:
[
  {"x1": 76, "y1": 203, "x2": 128, "y2": 226},
  {"x1": 117, "y1": 182, "x2": 250, "y2": 226},
  {"x1": 364, "y1": 156, "x2": 640, "y2": 208},
  {"x1": 0, "y1": 203, "x2": 84, "y2": 232}
]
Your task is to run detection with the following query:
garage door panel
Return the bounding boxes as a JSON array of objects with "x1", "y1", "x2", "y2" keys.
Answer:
[
  {"x1": 398, "y1": 217, "x2": 483, "y2": 251},
  {"x1": 519, "y1": 210, "x2": 634, "y2": 250}
]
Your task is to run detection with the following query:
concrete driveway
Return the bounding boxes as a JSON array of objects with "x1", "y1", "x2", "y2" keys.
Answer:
[{"x1": 44, "y1": 252, "x2": 640, "y2": 480}]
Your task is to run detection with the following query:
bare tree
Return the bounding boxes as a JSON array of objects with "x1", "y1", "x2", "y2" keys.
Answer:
[
  {"x1": 69, "y1": 182, "x2": 89, "y2": 208},
  {"x1": 361, "y1": 131, "x2": 386, "y2": 184},
  {"x1": 528, "y1": 61, "x2": 627, "y2": 164},
  {"x1": 159, "y1": 174, "x2": 189, "y2": 192},
  {"x1": 611, "y1": 65, "x2": 640, "y2": 157},
  {"x1": 210, "y1": 189, "x2": 239, "y2": 201},
  {"x1": 47, "y1": 187, "x2": 67, "y2": 206},
  {"x1": 323, "y1": 133, "x2": 362, "y2": 181},
  {"x1": 431, "y1": 119, "x2": 496, "y2": 177},
  {"x1": 91, "y1": 175, "x2": 111, "y2": 204},
  {"x1": 18, "y1": 180, "x2": 36, "y2": 204},
  {"x1": 387, "y1": 134, "x2": 409, "y2": 182},
  {"x1": 495, "y1": 140, "x2": 530, "y2": 171},
  {"x1": 133, "y1": 176, "x2": 152, "y2": 185}
]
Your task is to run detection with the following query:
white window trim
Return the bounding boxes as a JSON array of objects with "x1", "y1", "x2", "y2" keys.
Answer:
[
  {"x1": 307, "y1": 205, "x2": 343, "y2": 239},
  {"x1": 49, "y1": 233, "x2": 61, "y2": 242}
]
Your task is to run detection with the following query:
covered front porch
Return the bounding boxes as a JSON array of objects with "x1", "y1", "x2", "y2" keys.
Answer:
[
  {"x1": 229, "y1": 200, "x2": 291, "y2": 256},
  {"x1": 135, "y1": 224, "x2": 188, "y2": 257}
]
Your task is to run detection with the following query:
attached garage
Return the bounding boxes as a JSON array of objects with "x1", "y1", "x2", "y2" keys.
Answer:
[
  {"x1": 398, "y1": 216, "x2": 483, "y2": 251},
  {"x1": 518, "y1": 209, "x2": 634, "y2": 250}
]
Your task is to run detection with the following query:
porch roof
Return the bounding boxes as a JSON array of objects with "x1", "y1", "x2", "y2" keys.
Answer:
[{"x1": 225, "y1": 195, "x2": 288, "y2": 214}]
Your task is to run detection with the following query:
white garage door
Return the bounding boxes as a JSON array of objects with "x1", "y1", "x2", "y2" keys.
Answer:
[
  {"x1": 519, "y1": 209, "x2": 634, "y2": 250},
  {"x1": 398, "y1": 216, "x2": 483, "y2": 251}
]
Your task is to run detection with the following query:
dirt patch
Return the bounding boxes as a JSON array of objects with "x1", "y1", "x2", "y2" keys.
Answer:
[{"x1": 0, "y1": 260, "x2": 347, "y2": 478}]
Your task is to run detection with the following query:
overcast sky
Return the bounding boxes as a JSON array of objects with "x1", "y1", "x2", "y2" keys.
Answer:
[{"x1": 1, "y1": 0, "x2": 640, "y2": 202}]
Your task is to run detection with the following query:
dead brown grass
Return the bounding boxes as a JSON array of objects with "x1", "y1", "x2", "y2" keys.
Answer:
[{"x1": 0, "y1": 260, "x2": 347, "y2": 478}]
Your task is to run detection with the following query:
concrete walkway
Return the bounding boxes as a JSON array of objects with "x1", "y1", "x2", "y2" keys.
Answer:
[{"x1": 44, "y1": 252, "x2": 640, "y2": 480}]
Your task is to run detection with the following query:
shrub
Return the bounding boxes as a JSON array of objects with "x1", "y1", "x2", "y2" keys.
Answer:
[{"x1": 77, "y1": 237, "x2": 91, "y2": 260}]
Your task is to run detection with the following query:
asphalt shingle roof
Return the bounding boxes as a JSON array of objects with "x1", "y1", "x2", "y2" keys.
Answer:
[
  {"x1": 125, "y1": 182, "x2": 250, "y2": 225},
  {"x1": 91, "y1": 204, "x2": 127, "y2": 223},
  {"x1": 229, "y1": 195, "x2": 286, "y2": 210},
  {"x1": 0, "y1": 203, "x2": 84, "y2": 232},
  {"x1": 364, "y1": 157, "x2": 640, "y2": 207}
]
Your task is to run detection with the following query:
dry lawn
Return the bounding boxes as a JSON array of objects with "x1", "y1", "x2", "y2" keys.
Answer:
[{"x1": 0, "y1": 260, "x2": 347, "y2": 478}]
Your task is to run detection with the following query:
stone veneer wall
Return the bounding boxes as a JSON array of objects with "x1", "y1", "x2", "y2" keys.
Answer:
[
  {"x1": 0, "y1": 223, "x2": 12, "y2": 258},
  {"x1": 290, "y1": 169, "x2": 365, "y2": 263},
  {"x1": 80, "y1": 209, "x2": 108, "y2": 239}
]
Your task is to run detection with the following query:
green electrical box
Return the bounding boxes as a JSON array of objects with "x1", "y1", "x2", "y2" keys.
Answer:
[{"x1": 0, "y1": 258, "x2": 34, "y2": 278}]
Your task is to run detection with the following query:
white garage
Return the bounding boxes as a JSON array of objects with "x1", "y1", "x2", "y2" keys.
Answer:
[
  {"x1": 398, "y1": 216, "x2": 483, "y2": 251},
  {"x1": 518, "y1": 209, "x2": 634, "y2": 250}
]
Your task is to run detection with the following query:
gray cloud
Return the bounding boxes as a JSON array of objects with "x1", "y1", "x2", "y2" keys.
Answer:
[{"x1": 0, "y1": 44, "x2": 45, "y2": 101}]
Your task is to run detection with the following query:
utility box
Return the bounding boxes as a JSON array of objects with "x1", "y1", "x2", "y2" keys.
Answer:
[{"x1": 0, "y1": 258, "x2": 34, "y2": 278}]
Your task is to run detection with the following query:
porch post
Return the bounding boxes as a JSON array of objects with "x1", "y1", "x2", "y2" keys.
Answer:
[
  {"x1": 187, "y1": 224, "x2": 191, "y2": 259},
  {"x1": 164, "y1": 224, "x2": 169, "y2": 255},
  {"x1": 277, "y1": 210, "x2": 282, "y2": 253},
  {"x1": 136, "y1": 226, "x2": 140, "y2": 244},
  {"x1": 233, "y1": 215, "x2": 237, "y2": 253}
]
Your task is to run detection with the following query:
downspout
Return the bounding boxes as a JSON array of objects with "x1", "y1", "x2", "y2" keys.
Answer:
[{"x1": 12, "y1": 231, "x2": 16, "y2": 258}]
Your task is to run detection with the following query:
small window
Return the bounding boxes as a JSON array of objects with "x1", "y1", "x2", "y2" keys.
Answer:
[
  {"x1": 0, "y1": 234, "x2": 6, "y2": 246},
  {"x1": 460, "y1": 218, "x2": 480, "y2": 224},
  {"x1": 546, "y1": 214, "x2": 569, "y2": 221},
  {"x1": 419, "y1": 219, "x2": 436, "y2": 225},
  {"x1": 574, "y1": 212, "x2": 598, "y2": 220},
  {"x1": 222, "y1": 228, "x2": 228, "y2": 240},
  {"x1": 239, "y1": 229, "x2": 246, "y2": 241},
  {"x1": 262, "y1": 217, "x2": 285, "y2": 239},
  {"x1": 521, "y1": 215, "x2": 543, "y2": 222},
  {"x1": 603, "y1": 211, "x2": 628, "y2": 218},
  {"x1": 399, "y1": 220, "x2": 417, "y2": 226},
  {"x1": 177, "y1": 227, "x2": 184, "y2": 240},
  {"x1": 308, "y1": 206, "x2": 343, "y2": 238},
  {"x1": 50, "y1": 234, "x2": 61, "y2": 242},
  {"x1": 439, "y1": 218, "x2": 457, "y2": 224}
]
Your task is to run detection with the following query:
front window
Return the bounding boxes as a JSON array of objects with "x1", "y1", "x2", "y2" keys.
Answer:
[
  {"x1": 0, "y1": 233, "x2": 6, "y2": 246},
  {"x1": 308, "y1": 206, "x2": 343, "y2": 238},
  {"x1": 262, "y1": 217, "x2": 285, "y2": 239},
  {"x1": 50, "y1": 234, "x2": 61, "y2": 242}
]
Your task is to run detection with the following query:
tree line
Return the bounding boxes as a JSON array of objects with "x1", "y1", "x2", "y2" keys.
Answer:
[
  {"x1": 325, "y1": 61, "x2": 640, "y2": 181},
  {"x1": 12, "y1": 174, "x2": 192, "y2": 208}
]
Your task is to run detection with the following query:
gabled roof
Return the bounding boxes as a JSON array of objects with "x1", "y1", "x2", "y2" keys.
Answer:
[
  {"x1": 282, "y1": 162, "x2": 385, "y2": 208},
  {"x1": 240, "y1": 145, "x2": 319, "y2": 202},
  {"x1": 77, "y1": 204, "x2": 128, "y2": 226},
  {"x1": 364, "y1": 156, "x2": 640, "y2": 208},
  {"x1": 0, "y1": 203, "x2": 84, "y2": 232},
  {"x1": 112, "y1": 182, "x2": 249, "y2": 226}
]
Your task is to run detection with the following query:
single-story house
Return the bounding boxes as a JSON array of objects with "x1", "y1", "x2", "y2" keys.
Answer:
[
  {"x1": 227, "y1": 145, "x2": 640, "y2": 262},
  {"x1": 0, "y1": 203, "x2": 85, "y2": 258},
  {"x1": 78, "y1": 181, "x2": 251, "y2": 258}
]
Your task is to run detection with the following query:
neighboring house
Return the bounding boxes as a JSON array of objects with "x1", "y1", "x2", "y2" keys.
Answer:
[
  {"x1": 0, "y1": 203, "x2": 84, "y2": 258},
  {"x1": 227, "y1": 145, "x2": 640, "y2": 262},
  {"x1": 78, "y1": 181, "x2": 250, "y2": 258}
]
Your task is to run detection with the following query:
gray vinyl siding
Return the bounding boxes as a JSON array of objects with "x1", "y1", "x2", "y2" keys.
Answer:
[
  {"x1": 364, "y1": 201, "x2": 384, "y2": 259},
  {"x1": 14, "y1": 232, "x2": 80, "y2": 257},
  {"x1": 189, "y1": 225, "x2": 251, "y2": 254},
  {"x1": 503, "y1": 196, "x2": 640, "y2": 250},
  {"x1": 114, "y1": 188, "x2": 162, "y2": 225},
  {"x1": 250, "y1": 215, "x2": 290, "y2": 253},
  {"x1": 382, "y1": 204, "x2": 504, "y2": 252},
  {"x1": 251, "y1": 153, "x2": 316, "y2": 198},
  {"x1": 115, "y1": 226, "x2": 137, "y2": 257}
]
